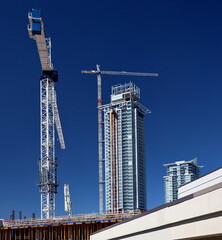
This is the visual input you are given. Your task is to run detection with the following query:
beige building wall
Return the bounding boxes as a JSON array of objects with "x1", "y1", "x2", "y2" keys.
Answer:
[
  {"x1": 178, "y1": 167, "x2": 222, "y2": 198},
  {"x1": 91, "y1": 184, "x2": 222, "y2": 240}
]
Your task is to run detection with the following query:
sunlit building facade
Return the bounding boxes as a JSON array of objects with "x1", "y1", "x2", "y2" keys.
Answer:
[
  {"x1": 164, "y1": 158, "x2": 201, "y2": 203},
  {"x1": 102, "y1": 82, "x2": 149, "y2": 213}
]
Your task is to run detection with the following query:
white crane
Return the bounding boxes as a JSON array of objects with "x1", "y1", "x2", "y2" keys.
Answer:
[
  {"x1": 28, "y1": 9, "x2": 65, "y2": 219},
  {"x1": 64, "y1": 184, "x2": 72, "y2": 216},
  {"x1": 82, "y1": 65, "x2": 158, "y2": 213}
]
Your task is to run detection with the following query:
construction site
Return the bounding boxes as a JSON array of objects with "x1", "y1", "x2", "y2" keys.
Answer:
[
  {"x1": 0, "y1": 8, "x2": 157, "y2": 240},
  {"x1": 2, "y1": 1, "x2": 222, "y2": 240},
  {"x1": 0, "y1": 212, "x2": 139, "y2": 240}
]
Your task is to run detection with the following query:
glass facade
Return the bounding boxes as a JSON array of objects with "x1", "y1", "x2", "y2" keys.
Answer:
[
  {"x1": 103, "y1": 83, "x2": 149, "y2": 213},
  {"x1": 163, "y1": 158, "x2": 201, "y2": 203}
]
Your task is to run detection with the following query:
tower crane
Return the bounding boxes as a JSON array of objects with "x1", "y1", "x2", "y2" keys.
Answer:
[
  {"x1": 82, "y1": 65, "x2": 158, "y2": 213},
  {"x1": 28, "y1": 9, "x2": 66, "y2": 219}
]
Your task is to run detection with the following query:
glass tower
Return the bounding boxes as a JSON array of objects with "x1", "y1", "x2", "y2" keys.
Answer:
[
  {"x1": 102, "y1": 82, "x2": 149, "y2": 213},
  {"x1": 163, "y1": 158, "x2": 201, "y2": 203}
]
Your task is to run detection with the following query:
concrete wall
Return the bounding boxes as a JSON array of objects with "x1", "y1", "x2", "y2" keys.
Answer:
[
  {"x1": 178, "y1": 167, "x2": 222, "y2": 198},
  {"x1": 90, "y1": 184, "x2": 222, "y2": 240}
]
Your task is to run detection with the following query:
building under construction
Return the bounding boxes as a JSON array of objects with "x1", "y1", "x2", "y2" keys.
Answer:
[
  {"x1": 102, "y1": 82, "x2": 149, "y2": 213},
  {"x1": 0, "y1": 211, "x2": 140, "y2": 240}
]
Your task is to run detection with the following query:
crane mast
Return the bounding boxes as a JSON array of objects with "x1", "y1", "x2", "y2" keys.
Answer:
[
  {"x1": 28, "y1": 9, "x2": 65, "y2": 219},
  {"x1": 82, "y1": 65, "x2": 158, "y2": 213}
]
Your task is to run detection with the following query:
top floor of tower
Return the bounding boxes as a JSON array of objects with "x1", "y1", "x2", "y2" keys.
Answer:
[
  {"x1": 111, "y1": 82, "x2": 140, "y2": 103},
  {"x1": 163, "y1": 158, "x2": 202, "y2": 178}
]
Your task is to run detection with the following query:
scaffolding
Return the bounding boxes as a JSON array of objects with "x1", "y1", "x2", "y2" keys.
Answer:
[{"x1": 111, "y1": 82, "x2": 140, "y2": 99}]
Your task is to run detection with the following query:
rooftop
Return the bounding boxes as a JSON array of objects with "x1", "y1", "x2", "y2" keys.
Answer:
[{"x1": 111, "y1": 82, "x2": 140, "y2": 98}]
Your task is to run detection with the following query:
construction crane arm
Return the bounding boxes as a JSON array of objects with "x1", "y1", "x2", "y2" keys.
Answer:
[
  {"x1": 28, "y1": 10, "x2": 53, "y2": 71},
  {"x1": 81, "y1": 70, "x2": 158, "y2": 77},
  {"x1": 100, "y1": 71, "x2": 158, "y2": 77},
  {"x1": 54, "y1": 90, "x2": 66, "y2": 149},
  {"x1": 28, "y1": 9, "x2": 58, "y2": 81},
  {"x1": 28, "y1": 9, "x2": 65, "y2": 150}
]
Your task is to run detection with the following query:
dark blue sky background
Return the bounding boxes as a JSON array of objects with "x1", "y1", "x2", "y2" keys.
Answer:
[{"x1": 0, "y1": 0, "x2": 222, "y2": 219}]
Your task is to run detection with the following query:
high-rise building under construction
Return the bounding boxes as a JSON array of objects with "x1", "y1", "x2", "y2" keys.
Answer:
[{"x1": 102, "y1": 82, "x2": 149, "y2": 213}]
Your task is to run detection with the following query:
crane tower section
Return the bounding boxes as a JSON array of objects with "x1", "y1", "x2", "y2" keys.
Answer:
[{"x1": 28, "y1": 9, "x2": 65, "y2": 219}]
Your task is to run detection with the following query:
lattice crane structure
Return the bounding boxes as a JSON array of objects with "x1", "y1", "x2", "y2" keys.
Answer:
[
  {"x1": 64, "y1": 184, "x2": 72, "y2": 216},
  {"x1": 28, "y1": 9, "x2": 65, "y2": 219},
  {"x1": 82, "y1": 65, "x2": 158, "y2": 213}
]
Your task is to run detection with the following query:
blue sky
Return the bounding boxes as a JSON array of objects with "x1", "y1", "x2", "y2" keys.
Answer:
[{"x1": 0, "y1": 0, "x2": 222, "y2": 219}]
